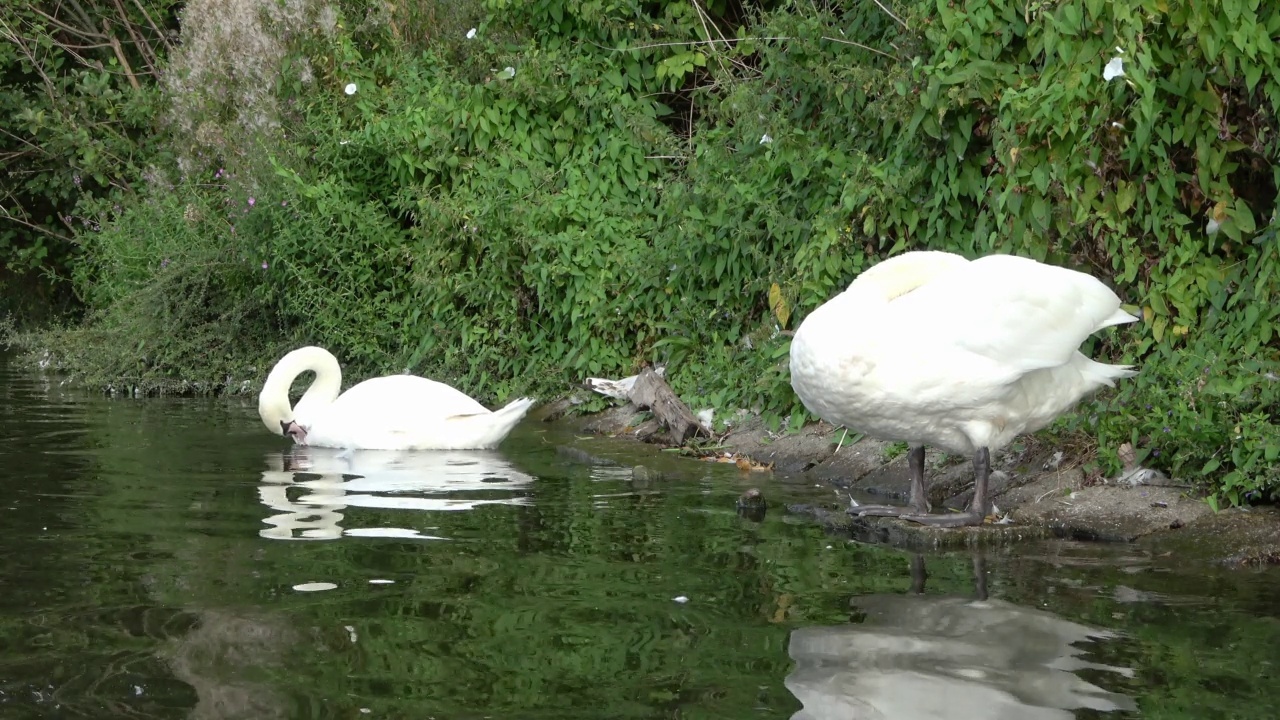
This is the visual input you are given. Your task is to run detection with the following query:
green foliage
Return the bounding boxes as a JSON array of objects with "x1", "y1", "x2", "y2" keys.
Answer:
[
  {"x1": 28, "y1": 188, "x2": 290, "y2": 392},
  {"x1": 882, "y1": 441, "x2": 911, "y2": 462},
  {"x1": 242, "y1": 179, "x2": 416, "y2": 373},
  {"x1": 1076, "y1": 339, "x2": 1280, "y2": 508},
  {"x1": 13, "y1": 0, "x2": 1280, "y2": 503},
  {"x1": 1059, "y1": 231, "x2": 1280, "y2": 505},
  {"x1": 0, "y1": 0, "x2": 175, "y2": 306}
]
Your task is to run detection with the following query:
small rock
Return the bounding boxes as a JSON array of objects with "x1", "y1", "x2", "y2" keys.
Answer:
[
  {"x1": 1043, "y1": 450, "x2": 1065, "y2": 470},
  {"x1": 736, "y1": 488, "x2": 768, "y2": 522}
]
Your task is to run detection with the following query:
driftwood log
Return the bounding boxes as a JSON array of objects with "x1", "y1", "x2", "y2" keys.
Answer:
[{"x1": 626, "y1": 368, "x2": 709, "y2": 445}]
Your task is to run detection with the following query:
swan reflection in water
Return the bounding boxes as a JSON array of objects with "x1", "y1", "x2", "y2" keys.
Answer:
[
  {"x1": 258, "y1": 446, "x2": 536, "y2": 541},
  {"x1": 786, "y1": 555, "x2": 1136, "y2": 720}
]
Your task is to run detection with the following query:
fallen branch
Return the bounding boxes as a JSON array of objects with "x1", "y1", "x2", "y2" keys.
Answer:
[
  {"x1": 628, "y1": 368, "x2": 710, "y2": 445},
  {"x1": 585, "y1": 367, "x2": 710, "y2": 445}
]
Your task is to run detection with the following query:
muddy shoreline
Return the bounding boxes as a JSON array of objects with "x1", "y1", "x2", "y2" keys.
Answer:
[{"x1": 539, "y1": 399, "x2": 1280, "y2": 567}]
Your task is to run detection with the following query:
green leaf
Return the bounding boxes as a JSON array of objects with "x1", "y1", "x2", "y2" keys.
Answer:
[
  {"x1": 1234, "y1": 202, "x2": 1257, "y2": 234},
  {"x1": 1031, "y1": 197, "x2": 1050, "y2": 230},
  {"x1": 1115, "y1": 181, "x2": 1138, "y2": 213},
  {"x1": 1245, "y1": 63, "x2": 1264, "y2": 92}
]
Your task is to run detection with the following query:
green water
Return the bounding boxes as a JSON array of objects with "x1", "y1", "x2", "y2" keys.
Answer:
[{"x1": 1, "y1": 356, "x2": 1278, "y2": 719}]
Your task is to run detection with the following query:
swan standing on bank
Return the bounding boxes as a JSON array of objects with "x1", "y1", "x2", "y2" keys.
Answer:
[
  {"x1": 258, "y1": 346, "x2": 535, "y2": 451},
  {"x1": 789, "y1": 251, "x2": 1138, "y2": 527}
]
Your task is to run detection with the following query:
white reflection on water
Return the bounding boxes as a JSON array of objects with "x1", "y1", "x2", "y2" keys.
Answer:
[
  {"x1": 786, "y1": 557, "x2": 1136, "y2": 720},
  {"x1": 258, "y1": 447, "x2": 536, "y2": 541}
]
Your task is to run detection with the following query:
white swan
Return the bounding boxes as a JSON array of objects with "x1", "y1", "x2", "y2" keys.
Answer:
[
  {"x1": 789, "y1": 251, "x2": 1138, "y2": 527},
  {"x1": 257, "y1": 346, "x2": 535, "y2": 451}
]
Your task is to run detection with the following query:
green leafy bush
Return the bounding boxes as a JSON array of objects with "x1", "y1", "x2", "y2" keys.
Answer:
[
  {"x1": 0, "y1": 1, "x2": 174, "y2": 312},
  {"x1": 30, "y1": 188, "x2": 288, "y2": 390}
]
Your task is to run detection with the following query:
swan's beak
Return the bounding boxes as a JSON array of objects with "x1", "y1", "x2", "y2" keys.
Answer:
[{"x1": 280, "y1": 420, "x2": 308, "y2": 445}]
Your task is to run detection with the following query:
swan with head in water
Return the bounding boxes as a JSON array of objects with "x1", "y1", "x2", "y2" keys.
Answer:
[
  {"x1": 258, "y1": 346, "x2": 535, "y2": 451},
  {"x1": 789, "y1": 251, "x2": 1138, "y2": 527}
]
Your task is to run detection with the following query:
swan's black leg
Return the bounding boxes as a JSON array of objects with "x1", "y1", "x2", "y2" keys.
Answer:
[
  {"x1": 907, "y1": 445, "x2": 929, "y2": 514},
  {"x1": 848, "y1": 445, "x2": 929, "y2": 517},
  {"x1": 900, "y1": 447, "x2": 991, "y2": 527},
  {"x1": 972, "y1": 446, "x2": 992, "y2": 516}
]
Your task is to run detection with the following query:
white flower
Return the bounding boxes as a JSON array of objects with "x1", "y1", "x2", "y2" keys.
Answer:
[
  {"x1": 759, "y1": 133, "x2": 773, "y2": 144},
  {"x1": 1103, "y1": 57, "x2": 1125, "y2": 82},
  {"x1": 344, "y1": 82, "x2": 357, "y2": 95},
  {"x1": 466, "y1": 28, "x2": 477, "y2": 39}
]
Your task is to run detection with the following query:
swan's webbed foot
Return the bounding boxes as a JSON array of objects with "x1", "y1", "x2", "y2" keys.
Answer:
[
  {"x1": 898, "y1": 511, "x2": 987, "y2": 528},
  {"x1": 848, "y1": 504, "x2": 911, "y2": 518},
  {"x1": 898, "y1": 447, "x2": 994, "y2": 528},
  {"x1": 847, "y1": 446, "x2": 931, "y2": 518}
]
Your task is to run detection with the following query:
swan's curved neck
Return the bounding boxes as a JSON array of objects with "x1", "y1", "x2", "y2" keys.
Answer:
[{"x1": 263, "y1": 346, "x2": 343, "y2": 413}]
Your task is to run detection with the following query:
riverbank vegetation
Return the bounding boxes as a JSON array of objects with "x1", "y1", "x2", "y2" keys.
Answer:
[{"x1": 2, "y1": 0, "x2": 1278, "y2": 506}]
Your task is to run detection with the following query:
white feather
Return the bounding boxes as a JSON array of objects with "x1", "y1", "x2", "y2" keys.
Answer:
[{"x1": 789, "y1": 252, "x2": 1138, "y2": 456}]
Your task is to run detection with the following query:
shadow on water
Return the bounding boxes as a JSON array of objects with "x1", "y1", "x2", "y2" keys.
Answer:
[{"x1": 1, "y1": 353, "x2": 1279, "y2": 719}]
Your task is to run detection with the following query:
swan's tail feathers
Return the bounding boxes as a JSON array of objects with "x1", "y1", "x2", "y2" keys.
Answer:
[
  {"x1": 1079, "y1": 307, "x2": 1139, "y2": 389},
  {"x1": 497, "y1": 396, "x2": 537, "y2": 417},
  {"x1": 1079, "y1": 355, "x2": 1138, "y2": 388},
  {"x1": 442, "y1": 397, "x2": 536, "y2": 449},
  {"x1": 1098, "y1": 307, "x2": 1142, "y2": 331}
]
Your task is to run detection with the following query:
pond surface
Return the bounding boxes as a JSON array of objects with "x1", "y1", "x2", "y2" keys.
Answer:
[{"x1": 1, "y1": 355, "x2": 1278, "y2": 720}]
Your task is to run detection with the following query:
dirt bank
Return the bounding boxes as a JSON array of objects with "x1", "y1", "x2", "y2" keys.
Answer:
[{"x1": 542, "y1": 400, "x2": 1280, "y2": 567}]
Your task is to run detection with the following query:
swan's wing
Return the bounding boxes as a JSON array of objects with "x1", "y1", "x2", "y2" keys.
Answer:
[
  {"x1": 889, "y1": 255, "x2": 1134, "y2": 375},
  {"x1": 299, "y1": 376, "x2": 534, "y2": 450},
  {"x1": 328, "y1": 375, "x2": 490, "y2": 426}
]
